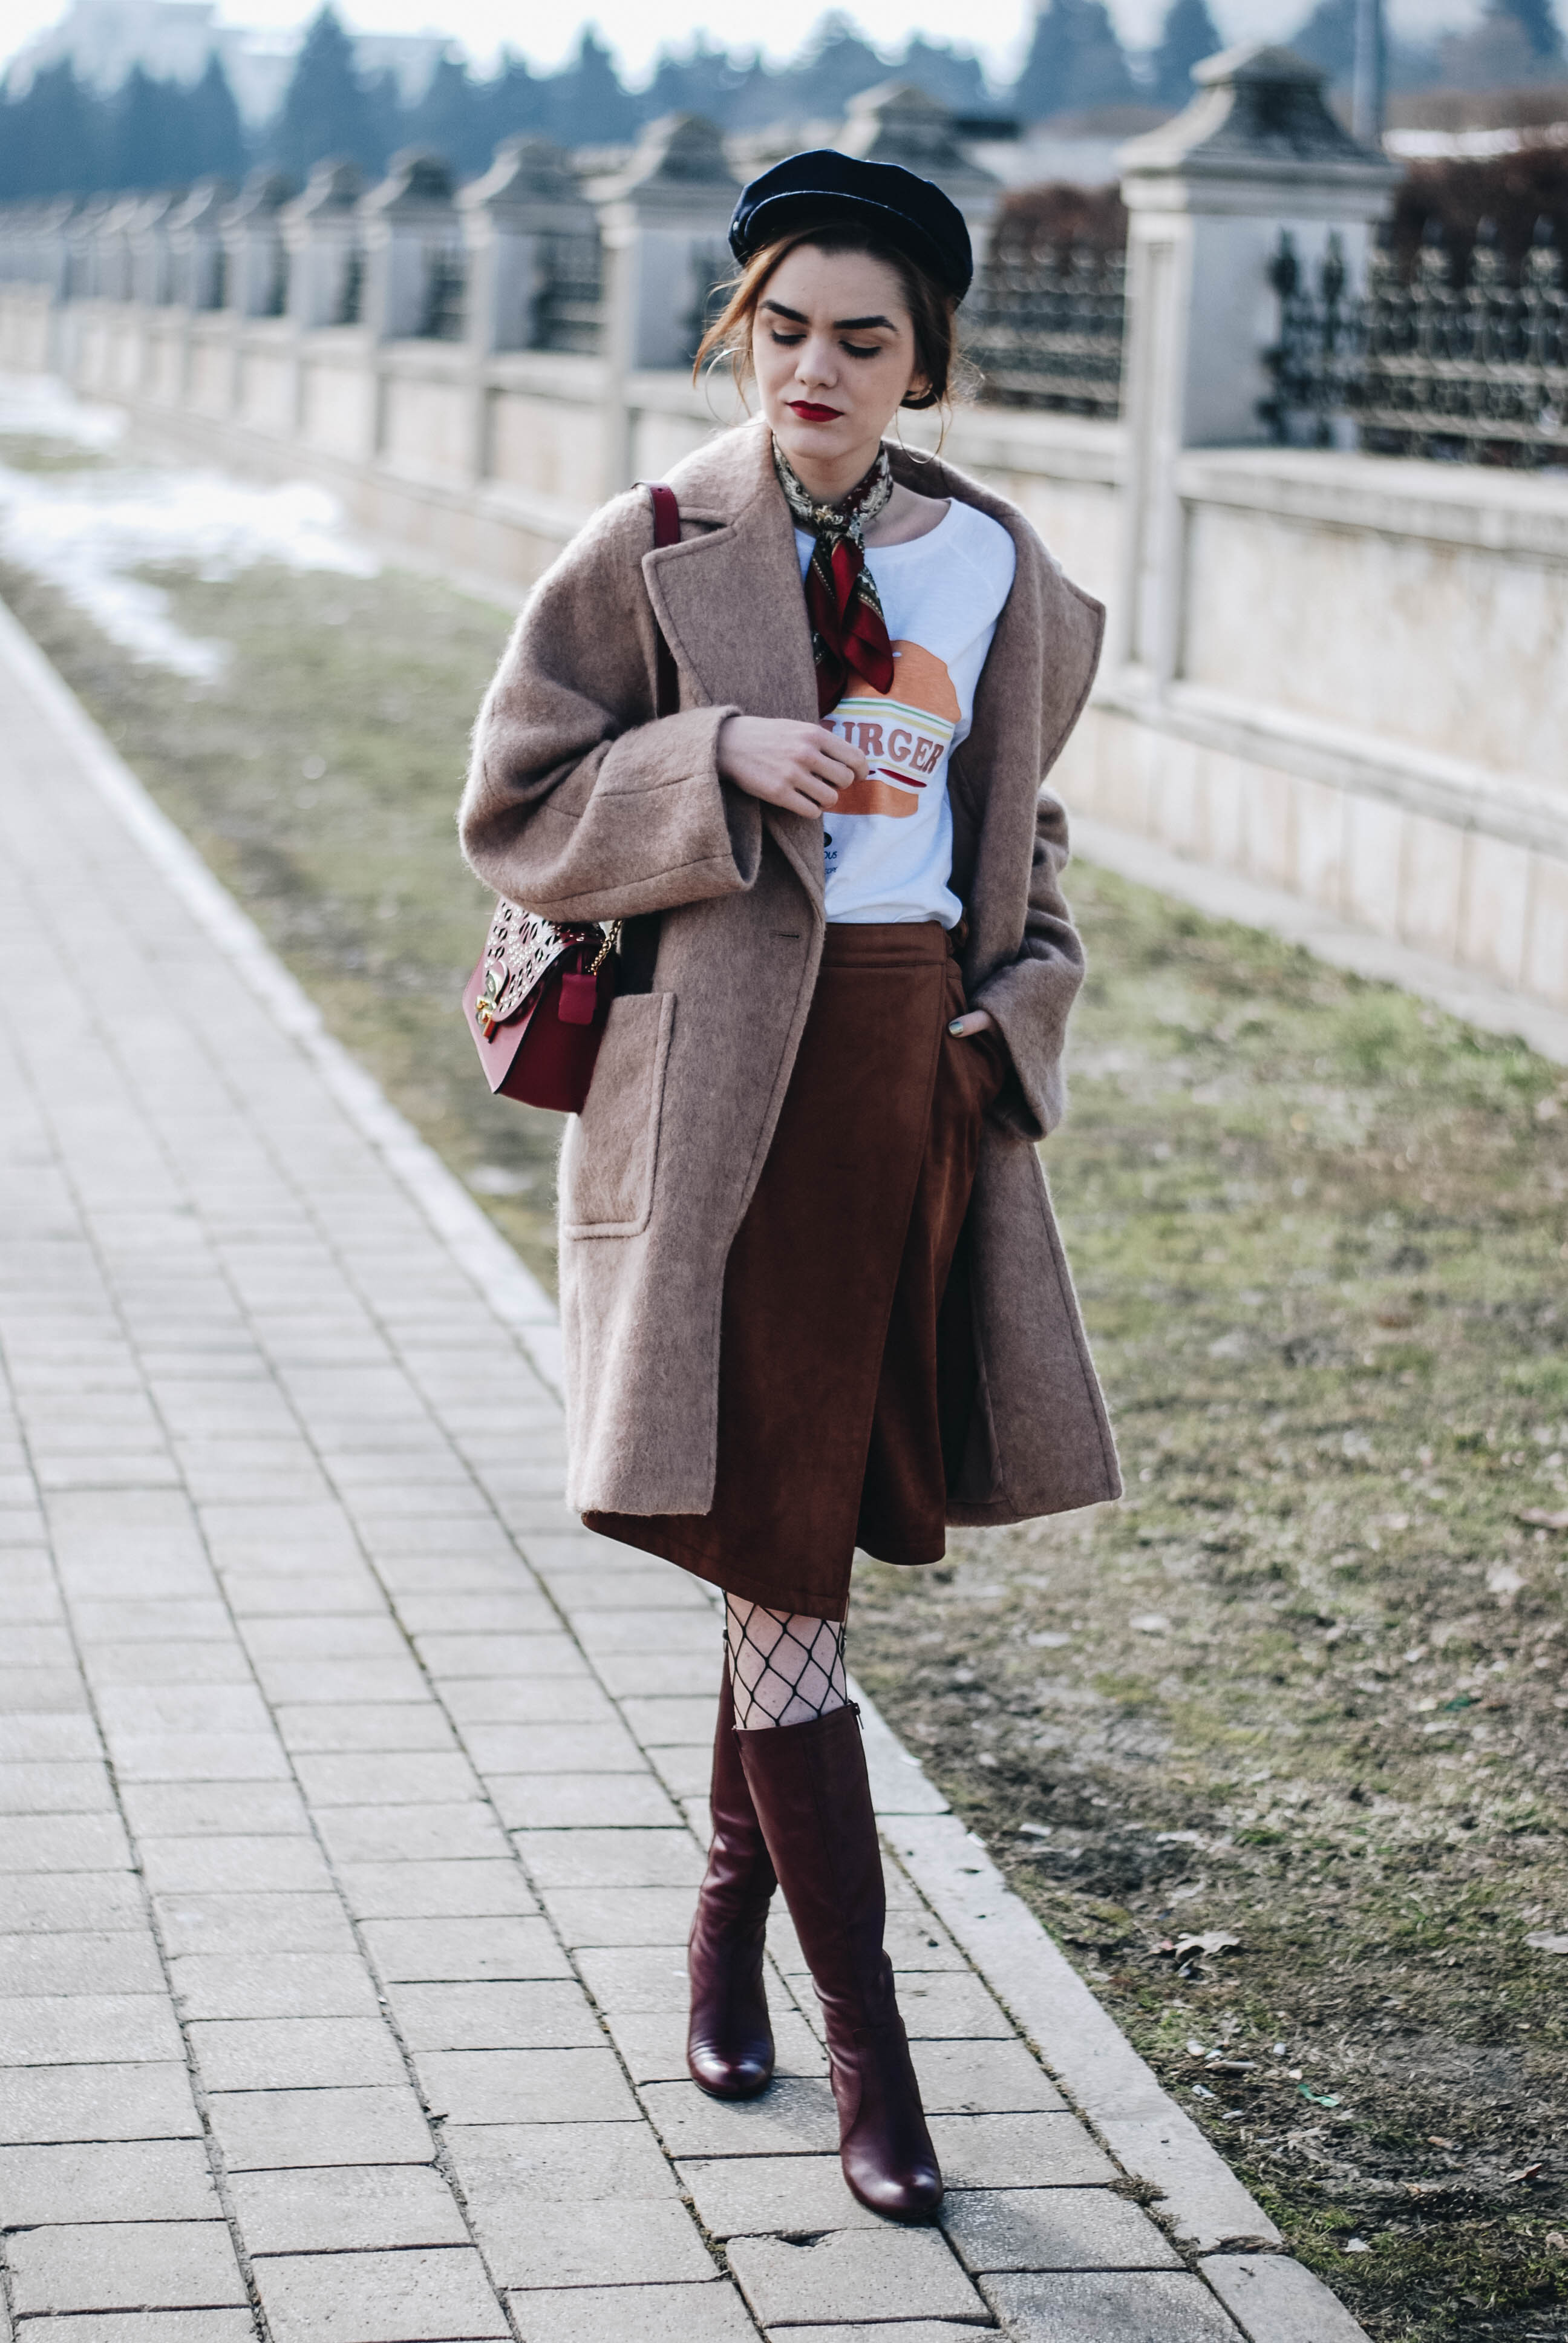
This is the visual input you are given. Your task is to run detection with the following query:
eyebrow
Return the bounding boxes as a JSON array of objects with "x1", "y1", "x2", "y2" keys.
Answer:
[{"x1": 760, "y1": 300, "x2": 897, "y2": 331}]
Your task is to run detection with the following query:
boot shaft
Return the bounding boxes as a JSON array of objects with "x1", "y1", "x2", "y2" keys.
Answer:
[
  {"x1": 736, "y1": 1705, "x2": 887, "y2": 2024},
  {"x1": 707, "y1": 1656, "x2": 777, "y2": 1921},
  {"x1": 735, "y1": 1700, "x2": 941, "y2": 2220}
]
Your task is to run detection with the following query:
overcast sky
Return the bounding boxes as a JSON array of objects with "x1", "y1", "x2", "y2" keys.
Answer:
[{"x1": 2, "y1": 0, "x2": 1484, "y2": 87}]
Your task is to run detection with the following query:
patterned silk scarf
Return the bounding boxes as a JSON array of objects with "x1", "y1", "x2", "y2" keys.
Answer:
[{"x1": 773, "y1": 439, "x2": 896, "y2": 717}]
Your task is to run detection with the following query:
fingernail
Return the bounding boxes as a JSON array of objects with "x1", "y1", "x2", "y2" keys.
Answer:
[{"x1": 948, "y1": 1018, "x2": 965, "y2": 1034}]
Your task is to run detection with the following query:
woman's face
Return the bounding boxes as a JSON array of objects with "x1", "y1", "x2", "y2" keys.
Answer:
[{"x1": 752, "y1": 241, "x2": 924, "y2": 484}]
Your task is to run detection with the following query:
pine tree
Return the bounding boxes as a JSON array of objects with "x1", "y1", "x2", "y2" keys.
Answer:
[
  {"x1": 0, "y1": 59, "x2": 109, "y2": 198},
  {"x1": 272, "y1": 7, "x2": 379, "y2": 178},
  {"x1": 1287, "y1": 0, "x2": 1357, "y2": 82},
  {"x1": 716, "y1": 49, "x2": 799, "y2": 131},
  {"x1": 359, "y1": 70, "x2": 403, "y2": 177},
  {"x1": 406, "y1": 54, "x2": 490, "y2": 175},
  {"x1": 786, "y1": 13, "x2": 890, "y2": 118},
  {"x1": 0, "y1": 46, "x2": 247, "y2": 199},
  {"x1": 1150, "y1": 0, "x2": 1222, "y2": 106},
  {"x1": 480, "y1": 53, "x2": 549, "y2": 149},
  {"x1": 642, "y1": 36, "x2": 745, "y2": 121},
  {"x1": 186, "y1": 54, "x2": 247, "y2": 182},
  {"x1": 543, "y1": 30, "x2": 638, "y2": 146},
  {"x1": 109, "y1": 64, "x2": 172, "y2": 188},
  {"x1": 1013, "y1": 0, "x2": 1136, "y2": 120},
  {"x1": 1492, "y1": 0, "x2": 1564, "y2": 61},
  {"x1": 897, "y1": 36, "x2": 991, "y2": 114}
]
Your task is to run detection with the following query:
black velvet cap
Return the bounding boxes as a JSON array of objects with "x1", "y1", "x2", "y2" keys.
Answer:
[{"x1": 728, "y1": 149, "x2": 973, "y2": 302}]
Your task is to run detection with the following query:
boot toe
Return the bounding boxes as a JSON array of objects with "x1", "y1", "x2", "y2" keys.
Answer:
[
  {"x1": 843, "y1": 2154, "x2": 944, "y2": 2221},
  {"x1": 688, "y1": 2039, "x2": 774, "y2": 2100}
]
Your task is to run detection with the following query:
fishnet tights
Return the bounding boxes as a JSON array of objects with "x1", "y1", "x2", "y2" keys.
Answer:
[{"x1": 725, "y1": 1596, "x2": 849, "y2": 1729}]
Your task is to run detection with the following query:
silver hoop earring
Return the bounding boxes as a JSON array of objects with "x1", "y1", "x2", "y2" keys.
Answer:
[{"x1": 699, "y1": 355, "x2": 750, "y2": 427}]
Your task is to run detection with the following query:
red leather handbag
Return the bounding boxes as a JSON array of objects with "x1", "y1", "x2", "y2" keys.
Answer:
[{"x1": 462, "y1": 483, "x2": 680, "y2": 1115}]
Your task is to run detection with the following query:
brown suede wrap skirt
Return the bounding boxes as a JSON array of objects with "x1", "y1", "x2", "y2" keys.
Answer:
[{"x1": 585, "y1": 920, "x2": 1006, "y2": 1621}]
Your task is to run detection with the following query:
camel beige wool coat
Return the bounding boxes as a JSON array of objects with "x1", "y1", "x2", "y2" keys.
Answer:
[{"x1": 459, "y1": 418, "x2": 1121, "y2": 1529}]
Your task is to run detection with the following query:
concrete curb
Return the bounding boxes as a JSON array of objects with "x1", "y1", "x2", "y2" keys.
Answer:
[
  {"x1": 1203, "y1": 2252, "x2": 1379, "y2": 2342},
  {"x1": 0, "y1": 594, "x2": 1371, "y2": 2342}
]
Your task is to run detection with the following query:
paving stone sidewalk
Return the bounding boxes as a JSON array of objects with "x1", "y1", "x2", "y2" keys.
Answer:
[{"x1": 0, "y1": 602, "x2": 1370, "y2": 2343}]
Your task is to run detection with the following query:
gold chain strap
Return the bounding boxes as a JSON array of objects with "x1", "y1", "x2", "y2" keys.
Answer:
[{"x1": 587, "y1": 921, "x2": 621, "y2": 975}]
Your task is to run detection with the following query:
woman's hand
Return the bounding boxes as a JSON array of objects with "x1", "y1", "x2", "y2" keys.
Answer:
[
  {"x1": 717, "y1": 716, "x2": 868, "y2": 819},
  {"x1": 948, "y1": 1010, "x2": 996, "y2": 1037}
]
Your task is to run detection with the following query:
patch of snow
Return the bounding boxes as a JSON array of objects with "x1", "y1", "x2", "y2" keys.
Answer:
[
  {"x1": 0, "y1": 451, "x2": 379, "y2": 682},
  {"x1": 0, "y1": 371, "x2": 127, "y2": 451}
]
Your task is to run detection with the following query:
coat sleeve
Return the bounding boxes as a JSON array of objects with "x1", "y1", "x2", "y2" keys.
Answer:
[
  {"x1": 459, "y1": 490, "x2": 762, "y2": 925},
  {"x1": 970, "y1": 787, "x2": 1085, "y2": 1144}
]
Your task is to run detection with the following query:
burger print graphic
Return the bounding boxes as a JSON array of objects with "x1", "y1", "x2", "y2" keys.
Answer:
[
  {"x1": 794, "y1": 497, "x2": 1017, "y2": 920},
  {"x1": 817, "y1": 640, "x2": 959, "y2": 874}
]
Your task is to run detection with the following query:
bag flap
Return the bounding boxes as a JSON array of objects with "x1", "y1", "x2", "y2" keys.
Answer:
[{"x1": 474, "y1": 900, "x2": 590, "y2": 1032}]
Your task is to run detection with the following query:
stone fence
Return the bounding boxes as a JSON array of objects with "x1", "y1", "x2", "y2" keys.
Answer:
[{"x1": 1, "y1": 44, "x2": 1566, "y2": 1017}]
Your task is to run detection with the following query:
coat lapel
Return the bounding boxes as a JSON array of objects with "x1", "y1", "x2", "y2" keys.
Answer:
[
  {"x1": 643, "y1": 422, "x2": 817, "y2": 718},
  {"x1": 643, "y1": 422, "x2": 826, "y2": 913}
]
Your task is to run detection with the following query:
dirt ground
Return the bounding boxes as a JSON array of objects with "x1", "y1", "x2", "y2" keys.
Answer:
[{"x1": 2, "y1": 430, "x2": 1565, "y2": 2338}]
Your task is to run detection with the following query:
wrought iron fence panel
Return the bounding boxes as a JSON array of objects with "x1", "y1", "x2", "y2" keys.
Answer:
[
  {"x1": 264, "y1": 244, "x2": 289, "y2": 320},
  {"x1": 1263, "y1": 225, "x2": 1568, "y2": 467},
  {"x1": 420, "y1": 246, "x2": 467, "y2": 342},
  {"x1": 534, "y1": 231, "x2": 603, "y2": 353},
  {"x1": 683, "y1": 241, "x2": 733, "y2": 370},
  {"x1": 336, "y1": 249, "x2": 364, "y2": 328},
  {"x1": 966, "y1": 246, "x2": 1126, "y2": 418}
]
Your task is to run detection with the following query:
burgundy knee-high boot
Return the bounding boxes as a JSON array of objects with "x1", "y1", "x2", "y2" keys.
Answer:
[
  {"x1": 687, "y1": 1660, "x2": 776, "y2": 2099},
  {"x1": 737, "y1": 1704, "x2": 942, "y2": 2220}
]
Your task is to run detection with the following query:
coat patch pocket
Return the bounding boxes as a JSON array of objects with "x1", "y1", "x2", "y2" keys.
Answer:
[{"x1": 561, "y1": 991, "x2": 674, "y2": 1237}]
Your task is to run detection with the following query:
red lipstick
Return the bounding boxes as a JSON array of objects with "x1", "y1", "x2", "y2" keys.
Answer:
[{"x1": 788, "y1": 401, "x2": 841, "y2": 422}]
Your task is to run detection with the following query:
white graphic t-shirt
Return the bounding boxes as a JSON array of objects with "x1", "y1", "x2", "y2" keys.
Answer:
[{"x1": 795, "y1": 499, "x2": 1016, "y2": 928}]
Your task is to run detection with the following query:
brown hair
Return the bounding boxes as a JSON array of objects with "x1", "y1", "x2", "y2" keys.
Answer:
[{"x1": 693, "y1": 221, "x2": 959, "y2": 411}]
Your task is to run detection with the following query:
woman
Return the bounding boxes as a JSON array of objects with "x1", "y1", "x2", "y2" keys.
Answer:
[{"x1": 460, "y1": 148, "x2": 1119, "y2": 2221}]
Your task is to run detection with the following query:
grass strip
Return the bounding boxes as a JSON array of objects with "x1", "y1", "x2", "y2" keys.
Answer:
[{"x1": 854, "y1": 875, "x2": 1568, "y2": 2339}]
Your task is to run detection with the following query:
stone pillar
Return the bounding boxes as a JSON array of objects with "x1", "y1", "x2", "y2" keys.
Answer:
[
  {"x1": 2, "y1": 203, "x2": 30, "y2": 287},
  {"x1": 129, "y1": 191, "x2": 182, "y2": 306},
  {"x1": 167, "y1": 180, "x2": 235, "y2": 310},
  {"x1": 1112, "y1": 42, "x2": 1395, "y2": 684},
  {"x1": 459, "y1": 135, "x2": 596, "y2": 356},
  {"x1": 31, "y1": 198, "x2": 77, "y2": 298},
  {"x1": 457, "y1": 136, "x2": 599, "y2": 490},
  {"x1": 595, "y1": 113, "x2": 739, "y2": 491},
  {"x1": 97, "y1": 195, "x2": 141, "y2": 303},
  {"x1": 65, "y1": 197, "x2": 113, "y2": 301},
  {"x1": 220, "y1": 169, "x2": 294, "y2": 318},
  {"x1": 281, "y1": 159, "x2": 364, "y2": 329},
  {"x1": 839, "y1": 81, "x2": 1002, "y2": 254},
  {"x1": 360, "y1": 149, "x2": 463, "y2": 343}
]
